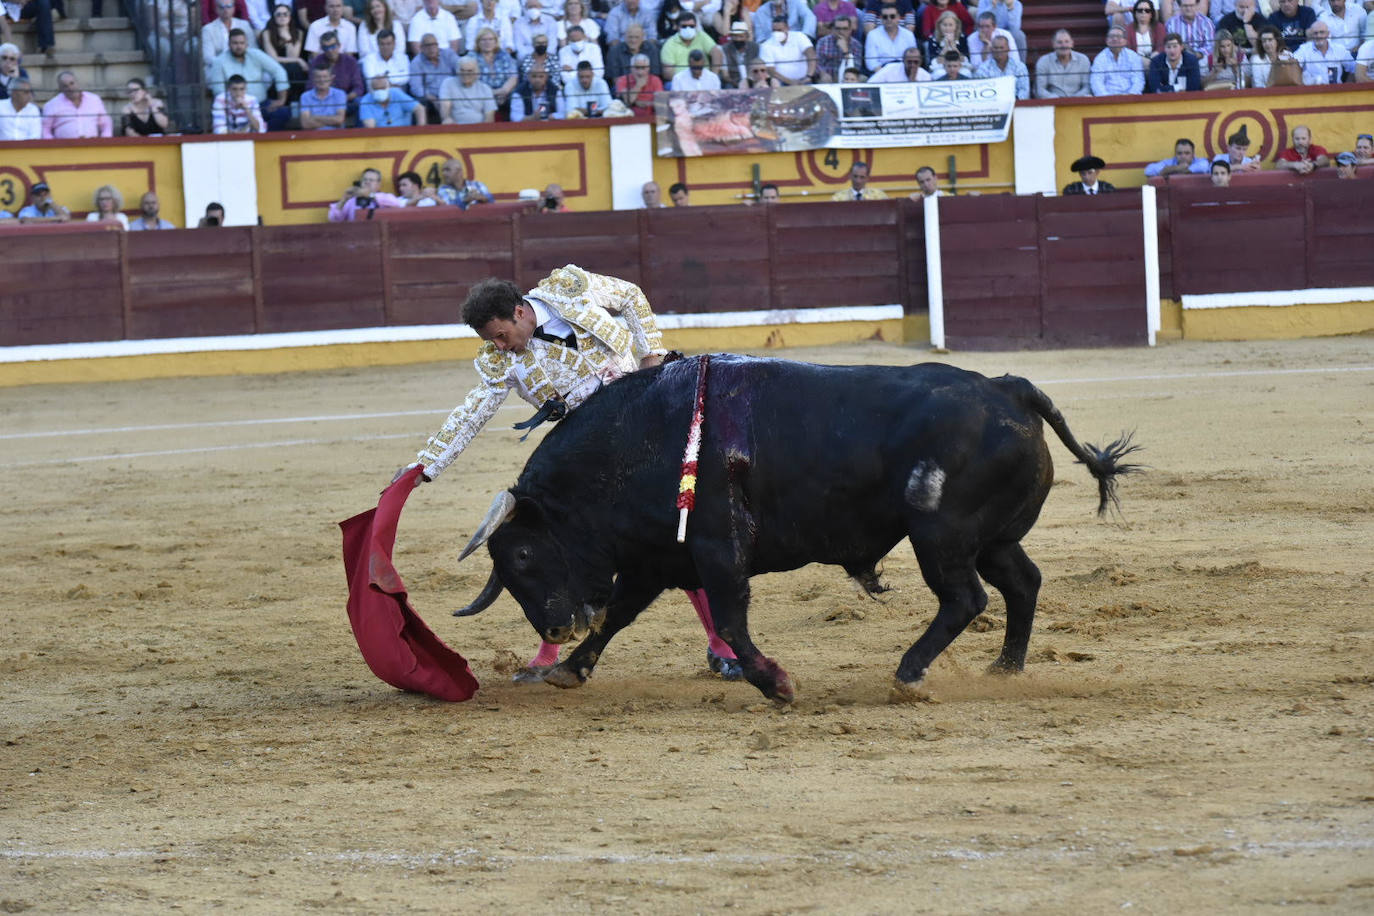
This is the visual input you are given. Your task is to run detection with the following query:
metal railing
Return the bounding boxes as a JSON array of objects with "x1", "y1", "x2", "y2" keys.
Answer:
[{"x1": 125, "y1": 0, "x2": 206, "y2": 131}]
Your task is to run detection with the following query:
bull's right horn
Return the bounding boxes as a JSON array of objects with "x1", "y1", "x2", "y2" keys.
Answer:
[{"x1": 458, "y1": 490, "x2": 517, "y2": 561}]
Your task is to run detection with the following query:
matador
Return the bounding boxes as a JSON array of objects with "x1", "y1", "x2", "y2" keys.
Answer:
[{"x1": 399, "y1": 265, "x2": 743, "y2": 681}]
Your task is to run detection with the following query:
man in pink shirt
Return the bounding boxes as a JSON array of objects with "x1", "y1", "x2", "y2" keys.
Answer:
[{"x1": 41, "y1": 71, "x2": 113, "y2": 138}]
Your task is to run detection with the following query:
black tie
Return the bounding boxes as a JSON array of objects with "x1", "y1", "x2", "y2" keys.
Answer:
[{"x1": 532, "y1": 325, "x2": 576, "y2": 348}]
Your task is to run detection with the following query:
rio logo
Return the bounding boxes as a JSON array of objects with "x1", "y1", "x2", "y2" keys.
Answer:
[{"x1": 916, "y1": 83, "x2": 1001, "y2": 109}]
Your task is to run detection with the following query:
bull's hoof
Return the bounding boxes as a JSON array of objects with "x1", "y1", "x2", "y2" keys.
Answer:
[
  {"x1": 768, "y1": 671, "x2": 797, "y2": 704},
  {"x1": 541, "y1": 663, "x2": 588, "y2": 689},
  {"x1": 512, "y1": 665, "x2": 552, "y2": 685},
  {"x1": 986, "y1": 656, "x2": 1026, "y2": 676},
  {"x1": 888, "y1": 679, "x2": 939, "y2": 705},
  {"x1": 707, "y1": 649, "x2": 744, "y2": 681}
]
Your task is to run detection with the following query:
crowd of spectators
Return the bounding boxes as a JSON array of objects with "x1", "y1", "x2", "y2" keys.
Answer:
[
  {"x1": 0, "y1": 0, "x2": 1371, "y2": 137},
  {"x1": 1, "y1": 0, "x2": 1370, "y2": 221}
]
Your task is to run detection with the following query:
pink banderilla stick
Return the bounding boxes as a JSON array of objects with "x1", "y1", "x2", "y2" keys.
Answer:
[{"x1": 676, "y1": 354, "x2": 710, "y2": 543}]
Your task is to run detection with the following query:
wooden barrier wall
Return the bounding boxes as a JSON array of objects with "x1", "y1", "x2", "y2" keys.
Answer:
[
  {"x1": 940, "y1": 192, "x2": 1149, "y2": 349},
  {"x1": 5, "y1": 182, "x2": 1373, "y2": 350},
  {"x1": 1164, "y1": 178, "x2": 1374, "y2": 297}
]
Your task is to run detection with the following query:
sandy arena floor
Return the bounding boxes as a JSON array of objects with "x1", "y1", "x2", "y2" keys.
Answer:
[{"x1": 1, "y1": 336, "x2": 1371, "y2": 914}]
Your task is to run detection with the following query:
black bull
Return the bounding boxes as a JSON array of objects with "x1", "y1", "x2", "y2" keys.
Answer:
[{"x1": 457, "y1": 356, "x2": 1139, "y2": 702}]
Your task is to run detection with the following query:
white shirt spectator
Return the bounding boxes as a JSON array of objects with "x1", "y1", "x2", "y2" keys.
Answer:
[
  {"x1": 868, "y1": 60, "x2": 933, "y2": 81},
  {"x1": 408, "y1": 7, "x2": 463, "y2": 51},
  {"x1": 1357, "y1": 38, "x2": 1374, "y2": 76},
  {"x1": 1294, "y1": 38, "x2": 1354, "y2": 83},
  {"x1": 361, "y1": 49, "x2": 412, "y2": 85},
  {"x1": 759, "y1": 30, "x2": 814, "y2": 82},
  {"x1": 1316, "y1": 3, "x2": 1365, "y2": 53},
  {"x1": 389, "y1": 0, "x2": 424, "y2": 25},
  {"x1": 244, "y1": 0, "x2": 270, "y2": 31},
  {"x1": 670, "y1": 67, "x2": 722, "y2": 90},
  {"x1": 202, "y1": 17, "x2": 252, "y2": 62},
  {"x1": 558, "y1": 39, "x2": 605, "y2": 79},
  {"x1": 1090, "y1": 45, "x2": 1145, "y2": 95},
  {"x1": 305, "y1": 16, "x2": 359, "y2": 53},
  {"x1": 0, "y1": 97, "x2": 42, "y2": 141},
  {"x1": 865, "y1": 24, "x2": 917, "y2": 74}
]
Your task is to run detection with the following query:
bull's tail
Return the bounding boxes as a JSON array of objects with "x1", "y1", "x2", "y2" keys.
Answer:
[{"x1": 997, "y1": 375, "x2": 1143, "y2": 516}]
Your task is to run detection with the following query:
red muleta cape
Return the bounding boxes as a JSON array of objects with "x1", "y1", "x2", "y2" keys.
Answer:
[{"x1": 339, "y1": 466, "x2": 479, "y2": 701}]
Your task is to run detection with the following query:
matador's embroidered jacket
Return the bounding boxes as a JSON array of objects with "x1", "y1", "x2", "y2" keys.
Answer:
[{"x1": 415, "y1": 265, "x2": 668, "y2": 480}]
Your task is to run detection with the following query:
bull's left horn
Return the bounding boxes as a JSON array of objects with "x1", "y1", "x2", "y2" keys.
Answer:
[
  {"x1": 453, "y1": 568, "x2": 504, "y2": 617},
  {"x1": 458, "y1": 490, "x2": 517, "y2": 561}
]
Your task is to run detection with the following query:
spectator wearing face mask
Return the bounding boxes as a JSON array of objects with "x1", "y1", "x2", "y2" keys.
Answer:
[{"x1": 660, "y1": 12, "x2": 721, "y2": 82}]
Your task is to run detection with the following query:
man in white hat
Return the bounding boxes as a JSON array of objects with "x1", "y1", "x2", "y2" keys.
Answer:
[{"x1": 720, "y1": 20, "x2": 760, "y2": 88}]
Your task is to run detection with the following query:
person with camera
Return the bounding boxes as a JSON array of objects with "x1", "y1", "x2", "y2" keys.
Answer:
[
  {"x1": 328, "y1": 167, "x2": 404, "y2": 221},
  {"x1": 539, "y1": 183, "x2": 568, "y2": 213}
]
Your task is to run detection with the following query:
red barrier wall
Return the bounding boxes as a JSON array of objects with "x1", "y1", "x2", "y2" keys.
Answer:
[{"x1": 1158, "y1": 175, "x2": 1374, "y2": 298}]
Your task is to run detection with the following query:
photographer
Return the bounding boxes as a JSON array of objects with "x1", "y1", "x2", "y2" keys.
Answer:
[
  {"x1": 327, "y1": 167, "x2": 404, "y2": 221},
  {"x1": 539, "y1": 183, "x2": 568, "y2": 213}
]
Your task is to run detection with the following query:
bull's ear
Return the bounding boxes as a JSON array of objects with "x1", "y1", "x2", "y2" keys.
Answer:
[{"x1": 458, "y1": 490, "x2": 517, "y2": 561}]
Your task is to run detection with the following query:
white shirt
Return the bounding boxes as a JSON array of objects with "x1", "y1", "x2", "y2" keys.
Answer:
[
  {"x1": 759, "y1": 31, "x2": 814, "y2": 82},
  {"x1": 305, "y1": 17, "x2": 359, "y2": 54},
  {"x1": 86, "y1": 211, "x2": 130, "y2": 229},
  {"x1": 670, "y1": 67, "x2": 722, "y2": 90},
  {"x1": 244, "y1": 0, "x2": 270, "y2": 31},
  {"x1": 527, "y1": 298, "x2": 575, "y2": 342},
  {"x1": 1316, "y1": 5, "x2": 1365, "y2": 53},
  {"x1": 1294, "y1": 40, "x2": 1354, "y2": 83},
  {"x1": 361, "y1": 49, "x2": 412, "y2": 84},
  {"x1": 558, "y1": 41, "x2": 605, "y2": 77},
  {"x1": 0, "y1": 98, "x2": 41, "y2": 141},
  {"x1": 407, "y1": 7, "x2": 463, "y2": 49},
  {"x1": 201, "y1": 17, "x2": 252, "y2": 62},
  {"x1": 868, "y1": 60, "x2": 932, "y2": 82}
]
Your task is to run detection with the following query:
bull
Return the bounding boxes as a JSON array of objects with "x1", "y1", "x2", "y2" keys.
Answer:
[{"x1": 457, "y1": 356, "x2": 1139, "y2": 702}]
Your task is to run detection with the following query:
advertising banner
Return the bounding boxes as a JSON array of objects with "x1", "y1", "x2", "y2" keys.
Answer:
[{"x1": 654, "y1": 77, "x2": 1016, "y2": 158}]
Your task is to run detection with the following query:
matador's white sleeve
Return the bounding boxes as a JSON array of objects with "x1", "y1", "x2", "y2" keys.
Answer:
[
  {"x1": 618, "y1": 282, "x2": 670, "y2": 362},
  {"x1": 414, "y1": 350, "x2": 512, "y2": 481}
]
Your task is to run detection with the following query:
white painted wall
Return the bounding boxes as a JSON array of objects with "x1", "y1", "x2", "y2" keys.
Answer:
[
  {"x1": 1012, "y1": 106, "x2": 1057, "y2": 196},
  {"x1": 180, "y1": 141, "x2": 260, "y2": 227},
  {"x1": 608, "y1": 121, "x2": 655, "y2": 210}
]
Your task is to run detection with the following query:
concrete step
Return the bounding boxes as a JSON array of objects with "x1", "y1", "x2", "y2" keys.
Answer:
[
  {"x1": 20, "y1": 51, "x2": 155, "y2": 93},
  {"x1": 9, "y1": 18, "x2": 141, "y2": 55}
]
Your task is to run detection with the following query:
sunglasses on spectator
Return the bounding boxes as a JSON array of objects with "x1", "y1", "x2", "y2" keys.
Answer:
[
  {"x1": 881, "y1": 13, "x2": 898, "y2": 19},
  {"x1": 0, "y1": 54, "x2": 18, "y2": 60},
  {"x1": 1134, "y1": 5, "x2": 1150, "y2": 10},
  {"x1": 1359, "y1": 134, "x2": 1374, "y2": 142},
  {"x1": 322, "y1": 42, "x2": 340, "y2": 49}
]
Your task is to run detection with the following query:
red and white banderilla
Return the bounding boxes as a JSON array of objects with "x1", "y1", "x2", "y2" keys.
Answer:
[{"x1": 676, "y1": 354, "x2": 710, "y2": 543}]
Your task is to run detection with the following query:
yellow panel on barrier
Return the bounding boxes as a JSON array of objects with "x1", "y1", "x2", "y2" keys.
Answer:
[
  {"x1": 252, "y1": 123, "x2": 613, "y2": 225},
  {"x1": 0, "y1": 138, "x2": 185, "y2": 224},
  {"x1": 1053, "y1": 85, "x2": 1374, "y2": 191}
]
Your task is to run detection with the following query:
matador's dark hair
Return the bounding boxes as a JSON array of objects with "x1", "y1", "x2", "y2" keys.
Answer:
[{"x1": 462, "y1": 278, "x2": 524, "y2": 329}]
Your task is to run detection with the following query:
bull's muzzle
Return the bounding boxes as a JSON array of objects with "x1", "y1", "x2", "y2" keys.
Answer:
[{"x1": 544, "y1": 604, "x2": 607, "y2": 644}]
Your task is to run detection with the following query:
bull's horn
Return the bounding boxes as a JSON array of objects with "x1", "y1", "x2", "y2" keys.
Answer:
[
  {"x1": 458, "y1": 490, "x2": 517, "y2": 561},
  {"x1": 453, "y1": 568, "x2": 504, "y2": 617}
]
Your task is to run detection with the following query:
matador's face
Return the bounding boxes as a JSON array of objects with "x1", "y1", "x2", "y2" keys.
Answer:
[{"x1": 478, "y1": 302, "x2": 537, "y2": 353}]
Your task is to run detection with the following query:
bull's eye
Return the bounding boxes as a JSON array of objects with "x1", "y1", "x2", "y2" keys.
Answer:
[{"x1": 514, "y1": 546, "x2": 533, "y2": 568}]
